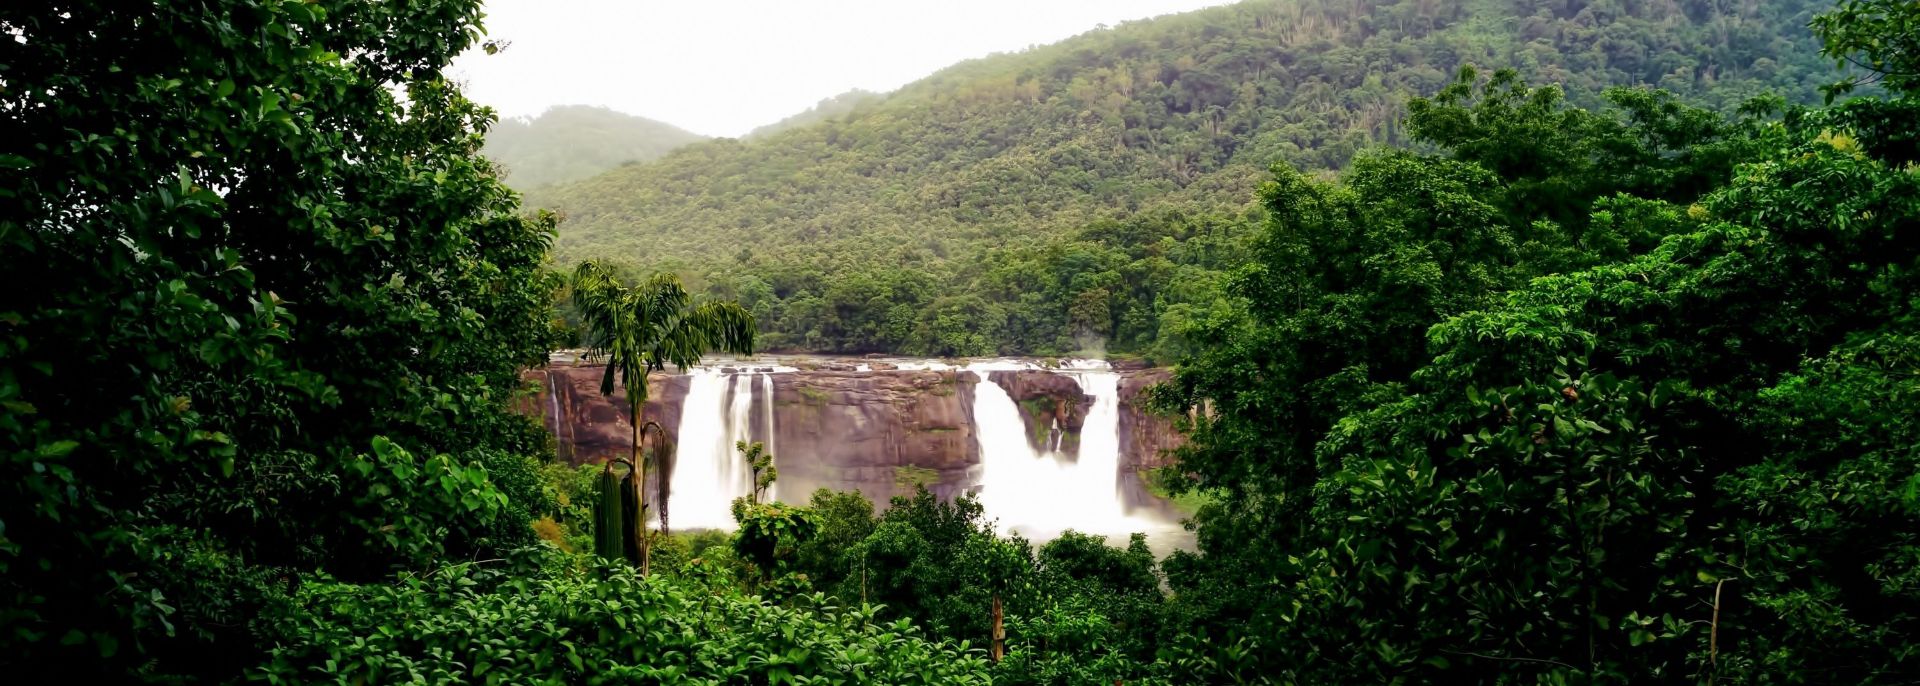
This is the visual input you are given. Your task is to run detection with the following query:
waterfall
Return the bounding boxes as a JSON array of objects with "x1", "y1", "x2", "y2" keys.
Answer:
[
  {"x1": 728, "y1": 374, "x2": 756, "y2": 488},
  {"x1": 971, "y1": 369, "x2": 1063, "y2": 529},
  {"x1": 546, "y1": 370, "x2": 568, "y2": 461},
  {"x1": 760, "y1": 372, "x2": 778, "y2": 504},
  {"x1": 668, "y1": 370, "x2": 755, "y2": 530},
  {"x1": 1067, "y1": 370, "x2": 1122, "y2": 518},
  {"x1": 970, "y1": 362, "x2": 1148, "y2": 537}
]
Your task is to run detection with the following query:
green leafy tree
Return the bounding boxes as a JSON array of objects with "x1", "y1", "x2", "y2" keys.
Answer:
[
  {"x1": 1813, "y1": 0, "x2": 1920, "y2": 100},
  {"x1": 846, "y1": 488, "x2": 1036, "y2": 644},
  {"x1": 1406, "y1": 66, "x2": 1777, "y2": 236},
  {"x1": 791, "y1": 489, "x2": 881, "y2": 594},
  {"x1": 0, "y1": 0, "x2": 556, "y2": 678},
  {"x1": 997, "y1": 531, "x2": 1165, "y2": 685},
  {"x1": 727, "y1": 441, "x2": 817, "y2": 596},
  {"x1": 737, "y1": 440, "x2": 777, "y2": 505},
  {"x1": 1150, "y1": 71, "x2": 1770, "y2": 529},
  {"x1": 568, "y1": 261, "x2": 754, "y2": 574},
  {"x1": 1150, "y1": 3, "x2": 1920, "y2": 682}
]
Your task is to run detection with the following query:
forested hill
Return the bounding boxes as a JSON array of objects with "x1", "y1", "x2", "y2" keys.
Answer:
[
  {"x1": 483, "y1": 105, "x2": 707, "y2": 188},
  {"x1": 745, "y1": 90, "x2": 883, "y2": 139},
  {"x1": 533, "y1": 0, "x2": 1838, "y2": 357}
]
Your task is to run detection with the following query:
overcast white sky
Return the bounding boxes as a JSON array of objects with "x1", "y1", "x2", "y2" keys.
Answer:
[{"x1": 447, "y1": 0, "x2": 1238, "y2": 138}]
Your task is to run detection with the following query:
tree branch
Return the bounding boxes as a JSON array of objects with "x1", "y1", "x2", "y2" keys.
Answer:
[{"x1": 1441, "y1": 648, "x2": 1577, "y2": 671}]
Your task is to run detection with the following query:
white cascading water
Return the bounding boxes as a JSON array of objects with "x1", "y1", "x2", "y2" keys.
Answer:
[
  {"x1": 759, "y1": 372, "x2": 778, "y2": 505},
  {"x1": 970, "y1": 361, "x2": 1159, "y2": 538},
  {"x1": 1068, "y1": 370, "x2": 1122, "y2": 518},
  {"x1": 667, "y1": 371, "x2": 755, "y2": 530},
  {"x1": 728, "y1": 374, "x2": 755, "y2": 489},
  {"x1": 653, "y1": 359, "x2": 1174, "y2": 544}
]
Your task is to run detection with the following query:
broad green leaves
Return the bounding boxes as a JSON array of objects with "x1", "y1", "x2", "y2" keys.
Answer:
[
  {"x1": 1813, "y1": 0, "x2": 1920, "y2": 100},
  {"x1": 1151, "y1": 12, "x2": 1920, "y2": 683},
  {"x1": 1, "y1": 0, "x2": 557, "y2": 678},
  {"x1": 256, "y1": 563, "x2": 994, "y2": 685},
  {"x1": 570, "y1": 261, "x2": 756, "y2": 400}
]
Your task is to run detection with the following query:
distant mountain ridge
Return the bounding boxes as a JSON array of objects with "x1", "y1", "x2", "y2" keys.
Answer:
[
  {"x1": 528, "y1": 0, "x2": 1840, "y2": 357},
  {"x1": 483, "y1": 105, "x2": 707, "y2": 189},
  {"x1": 747, "y1": 90, "x2": 884, "y2": 139},
  {"x1": 533, "y1": 0, "x2": 1834, "y2": 266}
]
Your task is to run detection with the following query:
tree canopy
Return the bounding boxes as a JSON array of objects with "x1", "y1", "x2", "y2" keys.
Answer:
[
  {"x1": 533, "y1": 0, "x2": 1843, "y2": 359},
  {"x1": 1144, "y1": 2, "x2": 1920, "y2": 681}
]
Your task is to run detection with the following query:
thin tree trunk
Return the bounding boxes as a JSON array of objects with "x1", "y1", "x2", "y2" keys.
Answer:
[
  {"x1": 991, "y1": 594, "x2": 1005, "y2": 663},
  {"x1": 632, "y1": 398, "x2": 652, "y2": 576}
]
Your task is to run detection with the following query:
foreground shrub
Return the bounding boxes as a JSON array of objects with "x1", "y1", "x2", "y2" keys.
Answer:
[{"x1": 256, "y1": 559, "x2": 992, "y2": 685}]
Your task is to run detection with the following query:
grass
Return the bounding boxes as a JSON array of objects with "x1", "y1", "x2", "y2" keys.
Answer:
[
  {"x1": 1018, "y1": 397, "x2": 1057, "y2": 416},
  {"x1": 1140, "y1": 468, "x2": 1218, "y2": 517},
  {"x1": 1018, "y1": 397, "x2": 1074, "y2": 445},
  {"x1": 893, "y1": 466, "x2": 939, "y2": 490}
]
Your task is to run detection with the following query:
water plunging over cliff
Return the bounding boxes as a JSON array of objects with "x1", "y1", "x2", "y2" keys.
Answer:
[
  {"x1": 1066, "y1": 369, "x2": 1122, "y2": 519},
  {"x1": 668, "y1": 371, "x2": 755, "y2": 530},
  {"x1": 971, "y1": 361, "x2": 1166, "y2": 539},
  {"x1": 533, "y1": 354, "x2": 1189, "y2": 549},
  {"x1": 760, "y1": 372, "x2": 778, "y2": 504}
]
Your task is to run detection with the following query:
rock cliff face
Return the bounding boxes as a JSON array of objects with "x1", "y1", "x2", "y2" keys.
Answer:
[
  {"x1": 521, "y1": 362, "x2": 1184, "y2": 506},
  {"x1": 1118, "y1": 368, "x2": 1184, "y2": 473},
  {"x1": 767, "y1": 369, "x2": 980, "y2": 504},
  {"x1": 987, "y1": 370, "x2": 1090, "y2": 457},
  {"x1": 526, "y1": 366, "x2": 687, "y2": 464}
]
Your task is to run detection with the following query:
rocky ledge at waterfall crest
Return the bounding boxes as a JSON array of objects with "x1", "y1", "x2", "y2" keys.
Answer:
[{"x1": 518, "y1": 359, "x2": 1185, "y2": 506}]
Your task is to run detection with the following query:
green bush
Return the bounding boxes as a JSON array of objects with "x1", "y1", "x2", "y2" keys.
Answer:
[{"x1": 256, "y1": 560, "x2": 993, "y2": 685}]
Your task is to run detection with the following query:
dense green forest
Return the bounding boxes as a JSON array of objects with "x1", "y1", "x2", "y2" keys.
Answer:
[
  {"x1": 6, "y1": 0, "x2": 1920, "y2": 683},
  {"x1": 535, "y1": 0, "x2": 1844, "y2": 358},
  {"x1": 484, "y1": 105, "x2": 708, "y2": 188},
  {"x1": 745, "y1": 90, "x2": 883, "y2": 139}
]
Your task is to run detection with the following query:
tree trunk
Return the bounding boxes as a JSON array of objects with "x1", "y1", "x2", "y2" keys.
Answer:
[
  {"x1": 991, "y1": 594, "x2": 1005, "y2": 663},
  {"x1": 594, "y1": 467, "x2": 624, "y2": 561},
  {"x1": 619, "y1": 468, "x2": 641, "y2": 567},
  {"x1": 631, "y1": 398, "x2": 652, "y2": 576}
]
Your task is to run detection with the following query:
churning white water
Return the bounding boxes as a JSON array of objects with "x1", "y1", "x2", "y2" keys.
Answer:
[
  {"x1": 970, "y1": 361, "x2": 1165, "y2": 539},
  {"x1": 651, "y1": 357, "x2": 1180, "y2": 546},
  {"x1": 668, "y1": 371, "x2": 755, "y2": 530},
  {"x1": 1069, "y1": 370, "x2": 1122, "y2": 516}
]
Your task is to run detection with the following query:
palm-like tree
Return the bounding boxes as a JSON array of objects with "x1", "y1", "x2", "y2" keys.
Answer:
[{"x1": 570, "y1": 260, "x2": 755, "y2": 574}]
